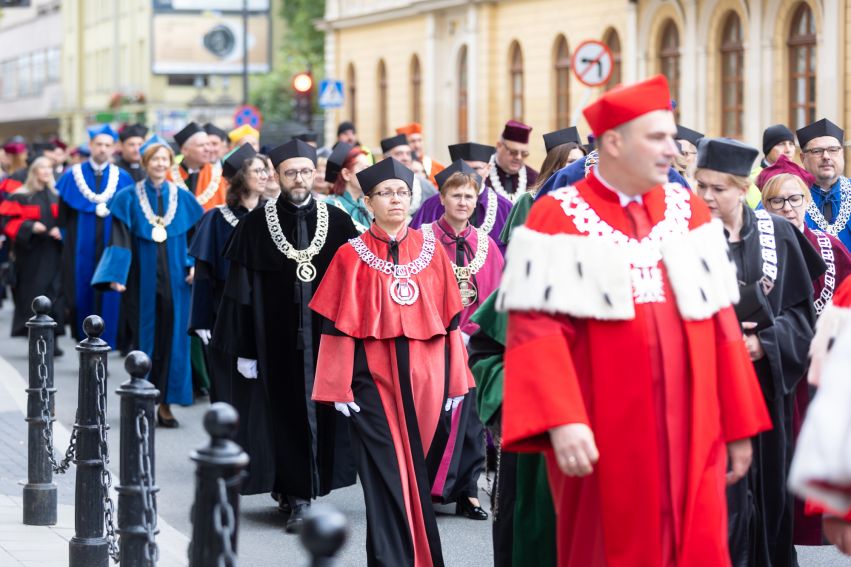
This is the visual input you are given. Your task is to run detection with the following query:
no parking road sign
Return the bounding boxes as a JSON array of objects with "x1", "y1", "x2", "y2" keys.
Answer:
[
  {"x1": 233, "y1": 104, "x2": 263, "y2": 129},
  {"x1": 571, "y1": 40, "x2": 614, "y2": 87}
]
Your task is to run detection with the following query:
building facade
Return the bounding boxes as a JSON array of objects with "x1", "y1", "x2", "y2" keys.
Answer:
[{"x1": 321, "y1": 0, "x2": 845, "y2": 167}]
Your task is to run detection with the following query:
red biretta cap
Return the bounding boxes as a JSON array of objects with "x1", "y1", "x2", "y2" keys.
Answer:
[
  {"x1": 395, "y1": 123, "x2": 423, "y2": 135},
  {"x1": 582, "y1": 74, "x2": 673, "y2": 137}
]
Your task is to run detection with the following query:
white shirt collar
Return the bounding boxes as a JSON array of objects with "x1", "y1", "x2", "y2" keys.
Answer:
[
  {"x1": 594, "y1": 166, "x2": 644, "y2": 207},
  {"x1": 89, "y1": 159, "x2": 108, "y2": 173}
]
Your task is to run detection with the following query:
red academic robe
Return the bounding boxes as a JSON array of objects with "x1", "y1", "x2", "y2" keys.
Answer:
[
  {"x1": 501, "y1": 172, "x2": 771, "y2": 567},
  {"x1": 310, "y1": 225, "x2": 474, "y2": 567}
]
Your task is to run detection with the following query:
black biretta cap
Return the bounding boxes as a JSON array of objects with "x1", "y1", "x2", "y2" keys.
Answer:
[
  {"x1": 380, "y1": 134, "x2": 409, "y2": 154},
  {"x1": 268, "y1": 139, "x2": 317, "y2": 169},
  {"x1": 434, "y1": 159, "x2": 482, "y2": 190},
  {"x1": 174, "y1": 122, "x2": 204, "y2": 148},
  {"x1": 448, "y1": 142, "x2": 495, "y2": 163},
  {"x1": 356, "y1": 158, "x2": 414, "y2": 195},
  {"x1": 543, "y1": 127, "x2": 582, "y2": 153},
  {"x1": 203, "y1": 123, "x2": 228, "y2": 141},
  {"x1": 222, "y1": 144, "x2": 257, "y2": 180},
  {"x1": 696, "y1": 137, "x2": 759, "y2": 177},
  {"x1": 675, "y1": 125, "x2": 704, "y2": 146},
  {"x1": 762, "y1": 124, "x2": 795, "y2": 155},
  {"x1": 324, "y1": 142, "x2": 353, "y2": 183},
  {"x1": 119, "y1": 123, "x2": 149, "y2": 142},
  {"x1": 796, "y1": 118, "x2": 844, "y2": 149}
]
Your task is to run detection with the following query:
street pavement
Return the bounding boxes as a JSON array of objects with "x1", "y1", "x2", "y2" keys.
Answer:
[{"x1": 0, "y1": 301, "x2": 848, "y2": 566}]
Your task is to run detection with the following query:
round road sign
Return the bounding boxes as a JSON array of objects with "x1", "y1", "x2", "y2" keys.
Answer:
[{"x1": 571, "y1": 40, "x2": 614, "y2": 88}]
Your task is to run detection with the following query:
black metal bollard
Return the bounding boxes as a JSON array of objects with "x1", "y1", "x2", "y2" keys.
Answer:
[
  {"x1": 23, "y1": 296, "x2": 58, "y2": 525},
  {"x1": 69, "y1": 315, "x2": 114, "y2": 567},
  {"x1": 300, "y1": 504, "x2": 349, "y2": 567},
  {"x1": 188, "y1": 403, "x2": 249, "y2": 567},
  {"x1": 116, "y1": 351, "x2": 160, "y2": 566}
]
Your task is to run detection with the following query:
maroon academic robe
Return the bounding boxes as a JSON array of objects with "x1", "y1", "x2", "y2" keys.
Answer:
[{"x1": 310, "y1": 225, "x2": 474, "y2": 567}]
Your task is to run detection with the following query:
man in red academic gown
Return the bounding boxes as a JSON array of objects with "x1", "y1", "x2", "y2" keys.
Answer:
[{"x1": 498, "y1": 75, "x2": 772, "y2": 567}]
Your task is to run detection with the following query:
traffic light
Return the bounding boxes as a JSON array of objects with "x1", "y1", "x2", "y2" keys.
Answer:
[{"x1": 292, "y1": 72, "x2": 313, "y2": 126}]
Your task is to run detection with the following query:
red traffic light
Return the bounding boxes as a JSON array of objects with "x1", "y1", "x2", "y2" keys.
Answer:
[{"x1": 293, "y1": 73, "x2": 313, "y2": 93}]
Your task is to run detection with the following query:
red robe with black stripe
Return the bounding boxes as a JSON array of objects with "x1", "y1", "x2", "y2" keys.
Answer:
[{"x1": 502, "y1": 172, "x2": 771, "y2": 567}]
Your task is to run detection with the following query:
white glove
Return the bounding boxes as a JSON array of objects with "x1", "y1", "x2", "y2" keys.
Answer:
[
  {"x1": 237, "y1": 358, "x2": 258, "y2": 379},
  {"x1": 445, "y1": 396, "x2": 464, "y2": 412},
  {"x1": 334, "y1": 401, "x2": 361, "y2": 417},
  {"x1": 195, "y1": 329, "x2": 211, "y2": 345},
  {"x1": 461, "y1": 331, "x2": 471, "y2": 346}
]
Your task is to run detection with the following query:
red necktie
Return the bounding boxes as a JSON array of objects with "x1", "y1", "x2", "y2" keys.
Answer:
[{"x1": 625, "y1": 200, "x2": 652, "y2": 239}]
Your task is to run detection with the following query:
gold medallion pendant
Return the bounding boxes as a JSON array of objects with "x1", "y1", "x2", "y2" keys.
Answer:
[{"x1": 151, "y1": 223, "x2": 168, "y2": 243}]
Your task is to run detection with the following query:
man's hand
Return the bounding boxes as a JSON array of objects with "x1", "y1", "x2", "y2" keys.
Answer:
[
  {"x1": 742, "y1": 322, "x2": 765, "y2": 361},
  {"x1": 32, "y1": 221, "x2": 47, "y2": 234},
  {"x1": 549, "y1": 423, "x2": 599, "y2": 477},
  {"x1": 48, "y1": 227, "x2": 62, "y2": 240},
  {"x1": 824, "y1": 516, "x2": 851, "y2": 555},
  {"x1": 185, "y1": 266, "x2": 195, "y2": 285},
  {"x1": 109, "y1": 282, "x2": 126, "y2": 293},
  {"x1": 726, "y1": 438, "x2": 753, "y2": 485}
]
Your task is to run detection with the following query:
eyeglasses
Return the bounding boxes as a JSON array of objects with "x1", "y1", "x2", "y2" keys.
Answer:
[
  {"x1": 502, "y1": 147, "x2": 530, "y2": 158},
  {"x1": 766, "y1": 194, "x2": 805, "y2": 210},
  {"x1": 282, "y1": 168, "x2": 315, "y2": 180},
  {"x1": 802, "y1": 146, "x2": 843, "y2": 157},
  {"x1": 371, "y1": 189, "x2": 412, "y2": 199},
  {"x1": 250, "y1": 167, "x2": 270, "y2": 177}
]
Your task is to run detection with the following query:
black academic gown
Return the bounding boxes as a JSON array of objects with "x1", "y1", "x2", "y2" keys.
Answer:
[
  {"x1": 212, "y1": 196, "x2": 358, "y2": 498},
  {"x1": 114, "y1": 156, "x2": 145, "y2": 183},
  {"x1": 188, "y1": 204, "x2": 252, "y2": 403},
  {"x1": 0, "y1": 190, "x2": 66, "y2": 336},
  {"x1": 726, "y1": 206, "x2": 825, "y2": 567}
]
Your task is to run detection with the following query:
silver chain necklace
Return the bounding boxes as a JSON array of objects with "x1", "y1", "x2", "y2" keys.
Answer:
[
  {"x1": 171, "y1": 162, "x2": 223, "y2": 206},
  {"x1": 349, "y1": 225, "x2": 436, "y2": 305},
  {"x1": 552, "y1": 183, "x2": 692, "y2": 304},
  {"x1": 136, "y1": 181, "x2": 178, "y2": 243},
  {"x1": 754, "y1": 209, "x2": 779, "y2": 296},
  {"x1": 477, "y1": 188, "x2": 499, "y2": 235},
  {"x1": 430, "y1": 222, "x2": 490, "y2": 307},
  {"x1": 812, "y1": 229, "x2": 837, "y2": 314},
  {"x1": 217, "y1": 205, "x2": 239, "y2": 227},
  {"x1": 72, "y1": 163, "x2": 120, "y2": 217},
  {"x1": 807, "y1": 177, "x2": 851, "y2": 236},
  {"x1": 264, "y1": 198, "x2": 329, "y2": 282},
  {"x1": 487, "y1": 154, "x2": 525, "y2": 202}
]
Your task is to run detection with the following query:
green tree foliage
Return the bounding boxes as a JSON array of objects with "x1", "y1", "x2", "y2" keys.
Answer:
[{"x1": 250, "y1": 0, "x2": 325, "y2": 122}]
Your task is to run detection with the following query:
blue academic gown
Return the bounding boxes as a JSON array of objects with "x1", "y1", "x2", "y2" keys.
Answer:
[
  {"x1": 534, "y1": 153, "x2": 690, "y2": 201},
  {"x1": 805, "y1": 178, "x2": 851, "y2": 250},
  {"x1": 92, "y1": 181, "x2": 203, "y2": 405},
  {"x1": 56, "y1": 162, "x2": 133, "y2": 347}
]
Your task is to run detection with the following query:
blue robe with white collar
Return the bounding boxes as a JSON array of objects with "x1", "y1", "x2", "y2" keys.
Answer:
[{"x1": 806, "y1": 178, "x2": 851, "y2": 250}]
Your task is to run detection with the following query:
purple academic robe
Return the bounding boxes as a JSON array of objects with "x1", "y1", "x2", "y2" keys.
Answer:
[{"x1": 409, "y1": 188, "x2": 512, "y2": 255}]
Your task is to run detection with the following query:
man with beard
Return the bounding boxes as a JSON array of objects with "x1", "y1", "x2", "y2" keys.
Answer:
[
  {"x1": 212, "y1": 139, "x2": 358, "y2": 532},
  {"x1": 115, "y1": 123, "x2": 148, "y2": 182}
]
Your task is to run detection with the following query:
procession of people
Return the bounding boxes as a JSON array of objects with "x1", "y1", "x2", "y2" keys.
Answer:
[{"x1": 3, "y1": 72, "x2": 851, "y2": 566}]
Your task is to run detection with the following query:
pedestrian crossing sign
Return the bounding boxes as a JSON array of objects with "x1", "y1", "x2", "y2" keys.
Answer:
[{"x1": 319, "y1": 79, "x2": 345, "y2": 109}]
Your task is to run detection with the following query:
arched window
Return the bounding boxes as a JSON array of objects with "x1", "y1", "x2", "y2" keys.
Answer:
[
  {"x1": 603, "y1": 28, "x2": 622, "y2": 91},
  {"x1": 346, "y1": 63, "x2": 357, "y2": 126},
  {"x1": 788, "y1": 3, "x2": 816, "y2": 129},
  {"x1": 377, "y1": 59, "x2": 388, "y2": 141},
  {"x1": 458, "y1": 45, "x2": 469, "y2": 142},
  {"x1": 658, "y1": 20, "x2": 680, "y2": 119},
  {"x1": 410, "y1": 55, "x2": 422, "y2": 123},
  {"x1": 720, "y1": 12, "x2": 744, "y2": 138},
  {"x1": 554, "y1": 35, "x2": 571, "y2": 128},
  {"x1": 509, "y1": 41, "x2": 524, "y2": 122}
]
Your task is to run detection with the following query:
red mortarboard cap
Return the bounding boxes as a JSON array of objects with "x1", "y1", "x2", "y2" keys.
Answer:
[
  {"x1": 501, "y1": 120, "x2": 532, "y2": 144},
  {"x1": 582, "y1": 74, "x2": 673, "y2": 137},
  {"x1": 49, "y1": 137, "x2": 68, "y2": 150},
  {"x1": 395, "y1": 123, "x2": 423, "y2": 135},
  {"x1": 755, "y1": 154, "x2": 816, "y2": 190}
]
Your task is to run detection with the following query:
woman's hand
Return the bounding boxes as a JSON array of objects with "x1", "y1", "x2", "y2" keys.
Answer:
[
  {"x1": 110, "y1": 282, "x2": 126, "y2": 293},
  {"x1": 32, "y1": 221, "x2": 47, "y2": 234},
  {"x1": 742, "y1": 322, "x2": 765, "y2": 361},
  {"x1": 48, "y1": 227, "x2": 62, "y2": 240},
  {"x1": 185, "y1": 266, "x2": 194, "y2": 285}
]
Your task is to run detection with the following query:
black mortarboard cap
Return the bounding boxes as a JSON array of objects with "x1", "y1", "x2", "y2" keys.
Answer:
[
  {"x1": 324, "y1": 142, "x2": 353, "y2": 183},
  {"x1": 268, "y1": 139, "x2": 317, "y2": 169},
  {"x1": 696, "y1": 137, "x2": 759, "y2": 177},
  {"x1": 203, "y1": 123, "x2": 228, "y2": 141},
  {"x1": 434, "y1": 159, "x2": 482, "y2": 190},
  {"x1": 796, "y1": 118, "x2": 844, "y2": 149},
  {"x1": 448, "y1": 142, "x2": 495, "y2": 163},
  {"x1": 761, "y1": 124, "x2": 794, "y2": 156},
  {"x1": 356, "y1": 158, "x2": 414, "y2": 195},
  {"x1": 675, "y1": 125, "x2": 704, "y2": 146},
  {"x1": 294, "y1": 131, "x2": 318, "y2": 143},
  {"x1": 380, "y1": 134, "x2": 409, "y2": 154},
  {"x1": 222, "y1": 144, "x2": 257, "y2": 180},
  {"x1": 119, "y1": 123, "x2": 149, "y2": 142},
  {"x1": 32, "y1": 142, "x2": 56, "y2": 155},
  {"x1": 174, "y1": 122, "x2": 204, "y2": 148},
  {"x1": 543, "y1": 127, "x2": 582, "y2": 153}
]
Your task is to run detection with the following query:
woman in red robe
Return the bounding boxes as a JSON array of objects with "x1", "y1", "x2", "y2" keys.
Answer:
[
  {"x1": 424, "y1": 162, "x2": 504, "y2": 519},
  {"x1": 310, "y1": 158, "x2": 473, "y2": 567}
]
